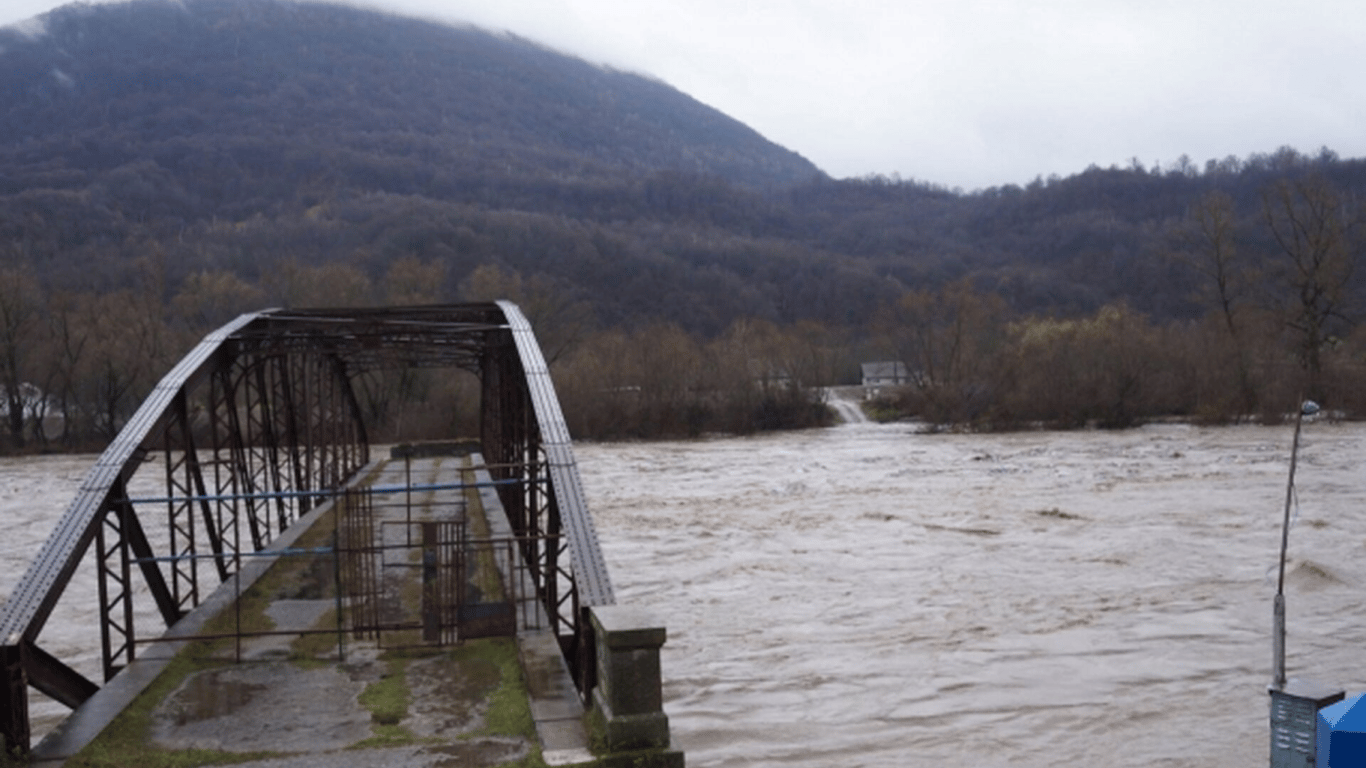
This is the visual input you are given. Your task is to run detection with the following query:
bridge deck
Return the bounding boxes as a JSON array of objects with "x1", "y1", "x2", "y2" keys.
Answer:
[{"x1": 30, "y1": 453, "x2": 592, "y2": 767}]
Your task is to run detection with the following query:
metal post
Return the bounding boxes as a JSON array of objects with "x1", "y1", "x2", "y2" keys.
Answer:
[
  {"x1": 333, "y1": 527, "x2": 345, "y2": 663},
  {"x1": 421, "y1": 522, "x2": 439, "y2": 643},
  {"x1": 1274, "y1": 401, "x2": 1314, "y2": 690},
  {"x1": 0, "y1": 644, "x2": 28, "y2": 755},
  {"x1": 234, "y1": 568, "x2": 242, "y2": 664}
]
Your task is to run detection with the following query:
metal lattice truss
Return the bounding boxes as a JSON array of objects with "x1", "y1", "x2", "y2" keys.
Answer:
[{"x1": 0, "y1": 303, "x2": 613, "y2": 751}]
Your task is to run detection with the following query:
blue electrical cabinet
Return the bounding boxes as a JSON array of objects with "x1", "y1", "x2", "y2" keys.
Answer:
[{"x1": 1317, "y1": 692, "x2": 1366, "y2": 768}]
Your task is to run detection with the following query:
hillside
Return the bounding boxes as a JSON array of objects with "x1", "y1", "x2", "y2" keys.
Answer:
[
  {"x1": 0, "y1": 0, "x2": 820, "y2": 190},
  {"x1": 0, "y1": 0, "x2": 843, "y2": 326},
  {"x1": 7, "y1": 0, "x2": 1366, "y2": 446},
  {"x1": 7, "y1": 0, "x2": 1366, "y2": 333}
]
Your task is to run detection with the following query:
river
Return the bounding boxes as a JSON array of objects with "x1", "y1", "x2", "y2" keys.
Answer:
[
  {"x1": 4, "y1": 419, "x2": 1365, "y2": 765},
  {"x1": 576, "y1": 419, "x2": 1366, "y2": 768}
]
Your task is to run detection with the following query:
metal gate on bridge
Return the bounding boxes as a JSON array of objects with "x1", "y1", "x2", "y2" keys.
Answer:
[{"x1": 336, "y1": 488, "x2": 532, "y2": 648}]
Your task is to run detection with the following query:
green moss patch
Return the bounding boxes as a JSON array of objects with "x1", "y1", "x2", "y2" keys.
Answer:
[
  {"x1": 467, "y1": 639, "x2": 534, "y2": 740},
  {"x1": 359, "y1": 656, "x2": 412, "y2": 726}
]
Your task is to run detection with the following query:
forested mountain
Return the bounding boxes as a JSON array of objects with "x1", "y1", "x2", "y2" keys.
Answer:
[
  {"x1": 7, "y1": 0, "x2": 1366, "y2": 329},
  {"x1": 0, "y1": 0, "x2": 832, "y2": 322},
  {"x1": 6, "y1": 0, "x2": 1366, "y2": 447},
  {"x1": 1, "y1": 0, "x2": 820, "y2": 190}
]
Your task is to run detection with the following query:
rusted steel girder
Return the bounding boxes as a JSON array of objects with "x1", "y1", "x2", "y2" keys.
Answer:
[{"x1": 0, "y1": 303, "x2": 612, "y2": 753}]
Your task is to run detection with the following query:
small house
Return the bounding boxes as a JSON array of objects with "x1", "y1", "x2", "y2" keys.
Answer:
[{"x1": 860, "y1": 361, "x2": 909, "y2": 387}]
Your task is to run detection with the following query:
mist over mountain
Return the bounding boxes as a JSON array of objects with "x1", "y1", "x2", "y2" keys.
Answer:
[{"x1": 1, "y1": 0, "x2": 820, "y2": 187}]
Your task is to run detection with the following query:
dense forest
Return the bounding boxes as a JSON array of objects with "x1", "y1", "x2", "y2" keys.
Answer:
[{"x1": 4, "y1": 0, "x2": 1366, "y2": 450}]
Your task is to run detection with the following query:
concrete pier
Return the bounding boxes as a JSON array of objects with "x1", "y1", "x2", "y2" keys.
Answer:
[{"x1": 586, "y1": 606, "x2": 683, "y2": 768}]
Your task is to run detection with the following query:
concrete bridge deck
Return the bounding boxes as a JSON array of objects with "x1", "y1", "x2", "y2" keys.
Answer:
[{"x1": 30, "y1": 454, "x2": 595, "y2": 768}]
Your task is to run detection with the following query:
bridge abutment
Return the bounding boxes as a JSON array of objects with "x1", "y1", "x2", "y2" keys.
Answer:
[{"x1": 587, "y1": 605, "x2": 683, "y2": 767}]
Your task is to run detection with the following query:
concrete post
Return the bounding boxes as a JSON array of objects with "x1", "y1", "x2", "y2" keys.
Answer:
[{"x1": 587, "y1": 605, "x2": 682, "y2": 765}]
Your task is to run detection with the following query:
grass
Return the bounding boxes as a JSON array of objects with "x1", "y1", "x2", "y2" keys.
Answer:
[
  {"x1": 462, "y1": 639, "x2": 549, "y2": 768},
  {"x1": 346, "y1": 639, "x2": 542, "y2": 758},
  {"x1": 348, "y1": 652, "x2": 425, "y2": 749},
  {"x1": 359, "y1": 657, "x2": 412, "y2": 726},
  {"x1": 478, "y1": 639, "x2": 547, "y2": 768},
  {"x1": 464, "y1": 639, "x2": 535, "y2": 740}
]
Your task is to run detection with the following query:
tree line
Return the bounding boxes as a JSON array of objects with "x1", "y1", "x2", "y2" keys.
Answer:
[
  {"x1": 0, "y1": 258, "x2": 842, "y2": 452},
  {"x1": 867, "y1": 171, "x2": 1366, "y2": 428},
  {"x1": 4, "y1": 168, "x2": 1363, "y2": 452}
]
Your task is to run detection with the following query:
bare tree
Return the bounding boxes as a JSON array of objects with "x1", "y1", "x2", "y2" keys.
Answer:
[
  {"x1": 264, "y1": 260, "x2": 375, "y2": 309},
  {"x1": 1172, "y1": 191, "x2": 1259, "y2": 416},
  {"x1": 171, "y1": 269, "x2": 265, "y2": 329},
  {"x1": 383, "y1": 256, "x2": 447, "y2": 306},
  {"x1": 459, "y1": 264, "x2": 592, "y2": 364},
  {"x1": 41, "y1": 292, "x2": 95, "y2": 447},
  {"x1": 881, "y1": 278, "x2": 1008, "y2": 422},
  {"x1": 0, "y1": 260, "x2": 42, "y2": 448},
  {"x1": 1262, "y1": 175, "x2": 1360, "y2": 400},
  {"x1": 1177, "y1": 192, "x2": 1247, "y2": 337}
]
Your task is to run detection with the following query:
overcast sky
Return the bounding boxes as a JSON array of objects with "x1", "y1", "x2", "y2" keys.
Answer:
[{"x1": 5, "y1": 0, "x2": 1365, "y2": 191}]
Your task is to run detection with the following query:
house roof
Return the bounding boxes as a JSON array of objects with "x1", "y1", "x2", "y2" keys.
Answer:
[{"x1": 861, "y1": 361, "x2": 907, "y2": 377}]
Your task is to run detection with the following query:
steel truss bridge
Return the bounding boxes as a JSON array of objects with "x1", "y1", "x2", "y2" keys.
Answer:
[{"x1": 0, "y1": 303, "x2": 614, "y2": 752}]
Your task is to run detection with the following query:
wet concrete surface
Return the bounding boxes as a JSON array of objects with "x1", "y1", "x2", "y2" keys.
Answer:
[
  {"x1": 141, "y1": 645, "x2": 535, "y2": 768},
  {"x1": 405, "y1": 652, "x2": 500, "y2": 738},
  {"x1": 150, "y1": 661, "x2": 373, "y2": 753}
]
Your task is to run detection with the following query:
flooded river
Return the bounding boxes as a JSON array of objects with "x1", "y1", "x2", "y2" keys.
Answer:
[
  {"x1": 5, "y1": 419, "x2": 1366, "y2": 765},
  {"x1": 577, "y1": 420, "x2": 1366, "y2": 768}
]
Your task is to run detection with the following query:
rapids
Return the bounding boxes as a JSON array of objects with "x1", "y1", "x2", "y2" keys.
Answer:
[{"x1": 576, "y1": 420, "x2": 1366, "y2": 767}]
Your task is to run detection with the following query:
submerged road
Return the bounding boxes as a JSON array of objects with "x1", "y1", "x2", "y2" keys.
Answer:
[{"x1": 824, "y1": 387, "x2": 870, "y2": 424}]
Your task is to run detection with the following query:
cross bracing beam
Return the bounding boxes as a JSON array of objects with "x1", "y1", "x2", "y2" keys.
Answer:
[{"x1": 0, "y1": 303, "x2": 613, "y2": 752}]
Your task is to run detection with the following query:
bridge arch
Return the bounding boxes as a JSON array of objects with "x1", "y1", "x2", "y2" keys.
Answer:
[{"x1": 0, "y1": 302, "x2": 613, "y2": 751}]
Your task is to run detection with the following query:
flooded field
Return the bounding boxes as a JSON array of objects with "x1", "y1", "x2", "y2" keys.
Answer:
[{"x1": 5, "y1": 418, "x2": 1366, "y2": 765}]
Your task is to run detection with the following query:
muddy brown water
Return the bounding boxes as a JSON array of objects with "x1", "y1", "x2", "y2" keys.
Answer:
[
  {"x1": 5, "y1": 420, "x2": 1366, "y2": 765},
  {"x1": 575, "y1": 420, "x2": 1366, "y2": 768}
]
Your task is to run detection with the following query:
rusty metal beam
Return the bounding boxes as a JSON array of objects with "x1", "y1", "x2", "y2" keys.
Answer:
[
  {"x1": 125, "y1": 500, "x2": 181, "y2": 629},
  {"x1": 95, "y1": 480, "x2": 135, "y2": 681},
  {"x1": 0, "y1": 645, "x2": 27, "y2": 752},
  {"x1": 165, "y1": 390, "x2": 202, "y2": 613},
  {"x1": 23, "y1": 644, "x2": 97, "y2": 711}
]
